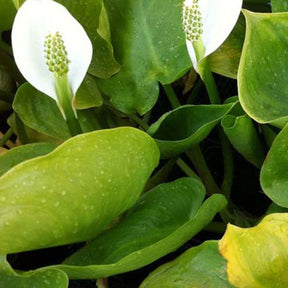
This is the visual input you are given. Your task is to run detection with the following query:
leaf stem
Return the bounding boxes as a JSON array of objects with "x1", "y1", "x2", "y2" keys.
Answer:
[
  {"x1": 0, "y1": 128, "x2": 13, "y2": 147},
  {"x1": 200, "y1": 61, "x2": 234, "y2": 199},
  {"x1": 145, "y1": 158, "x2": 177, "y2": 191},
  {"x1": 129, "y1": 114, "x2": 149, "y2": 130},
  {"x1": 176, "y1": 158, "x2": 199, "y2": 180},
  {"x1": 199, "y1": 60, "x2": 221, "y2": 104},
  {"x1": 163, "y1": 84, "x2": 181, "y2": 109},
  {"x1": 186, "y1": 146, "x2": 220, "y2": 195},
  {"x1": 219, "y1": 127, "x2": 234, "y2": 198}
]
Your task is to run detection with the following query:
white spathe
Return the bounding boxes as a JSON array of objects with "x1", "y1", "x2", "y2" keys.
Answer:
[
  {"x1": 12, "y1": 0, "x2": 93, "y2": 100},
  {"x1": 184, "y1": 0, "x2": 243, "y2": 71}
]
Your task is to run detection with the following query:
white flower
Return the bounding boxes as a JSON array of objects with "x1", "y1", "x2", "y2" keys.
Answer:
[
  {"x1": 182, "y1": 0, "x2": 243, "y2": 71},
  {"x1": 11, "y1": 0, "x2": 93, "y2": 101}
]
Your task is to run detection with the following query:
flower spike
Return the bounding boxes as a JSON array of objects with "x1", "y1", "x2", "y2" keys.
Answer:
[
  {"x1": 182, "y1": 0, "x2": 243, "y2": 71},
  {"x1": 12, "y1": 0, "x2": 92, "y2": 102}
]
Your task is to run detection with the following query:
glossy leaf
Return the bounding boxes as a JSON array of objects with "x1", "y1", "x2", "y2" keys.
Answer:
[
  {"x1": 221, "y1": 114, "x2": 265, "y2": 168},
  {"x1": 13, "y1": 83, "x2": 104, "y2": 140},
  {"x1": 0, "y1": 127, "x2": 159, "y2": 254},
  {"x1": 74, "y1": 74, "x2": 103, "y2": 110},
  {"x1": 208, "y1": 14, "x2": 245, "y2": 79},
  {"x1": 0, "y1": 256, "x2": 68, "y2": 288},
  {"x1": 53, "y1": 181, "x2": 227, "y2": 279},
  {"x1": 97, "y1": 0, "x2": 191, "y2": 114},
  {"x1": 58, "y1": 0, "x2": 119, "y2": 78},
  {"x1": 219, "y1": 213, "x2": 288, "y2": 288},
  {"x1": 7, "y1": 113, "x2": 61, "y2": 145},
  {"x1": 0, "y1": 143, "x2": 57, "y2": 177},
  {"x1": 261, "y1": 124, "x2": 288, "y2": 207},
  {"x1": 13, "y1": 83, "x2": 71, "y2": 140},
  {"x1": 140, "y1": 241, "x2": 232, "y2": 288},
  {"x1": 239, "y1": 10, "x2": 288, "y2": 128},
  {"x1": 148, "y1": 103, "x2": 234, "y2": 158}
]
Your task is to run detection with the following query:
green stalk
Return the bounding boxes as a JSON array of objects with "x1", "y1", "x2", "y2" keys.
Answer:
[
  {"x1": 129, "y1": 114, "x2": 149, "y2": 130},
  {"x1": 163, "y1": 84, "x2": 180, "y2": 109},
  {"x1": 145, "y1": 158, "x2": 177, "y2": 191},
  {"x1": 0, "y1": 128, "x2": 13, "y2": 147},
  {"x1": 199, "y1": 60, "x2": 234, "y2": 200},
  {"x1": 55, "y1": 75, "x2": 82, "y2": 137},
  {"x1": 198, "y1": 60, "x2": 221, "y2": 104},
  {"x1": 176, "y1": 158, "x2": 199, "y2": 180},
  {"x1": 186, "y1": 146, "x2": 220, "y2": 195}
]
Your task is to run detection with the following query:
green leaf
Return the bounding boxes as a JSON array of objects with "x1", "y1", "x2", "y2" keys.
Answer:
[
  {"x1": 271, "y1": 0, "x2": 288, "y2": 12},
  {"x1": 13, "y1": 83, "x2": 71, "y2": 140},
  {"x1": 97, "y1": 0, "x2": 191, "y2": 114},
  {"x1": 53, "y1": 180, "x2": 227, "y2": 279},
  {"x1": 57, "y1": 0, "x2": 119, "y2": 78},
  {"x1": 219, "y1": 213, "x2": 288, "y2": 288},
  {"x1": 74, "y1": 74, "x2": 103, "y2": 110},
  {"x1": 221, "y1": 114, "x2": 265, "y2": 168},
  {"x1": 148, "y1": 103, "x2": 234, "y2": 158},
  {"x1": 140, "y1": 241, "x2": 232, "y2": 288},
  {"x1": 239, "y1": 10, "x2": 288, "y2": 128},
  {"x1": 0, "y1": 127, "x2": 159, "y2": 254},
  {"x1": 0, "y1": 143, "x2": 57, "y2": 177},
  {"x1": 8, "y1": 113, "x2": 61, "y2": 145},
  {"x1": 261, "y1": 124, "x2": 288, "y2": 207},
  {"x1": 12, "y1": 84, "x2": 104, "y2": 140},
  {"x1": 0, "y1": 0, "x2": 16, "y2": 33},
  {"x1": 208, "y1": 14, "x2": 245, "y2": 79},
  {"x1": 0, "y1": 256, "x2": 68, "y2": 288}
]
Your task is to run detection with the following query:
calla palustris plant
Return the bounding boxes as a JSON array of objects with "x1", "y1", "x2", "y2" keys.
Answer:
[
  {"x1": 12, "y1": 0, "x2": 93, "y2": 135},
  {"x1": 0, "y1": 0, "x2": 286, "y2": 287}
]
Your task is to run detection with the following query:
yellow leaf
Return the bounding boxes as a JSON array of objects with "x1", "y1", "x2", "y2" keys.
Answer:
[{"x1": 219, "y1": 213, "x2": 288, "y2": 288}]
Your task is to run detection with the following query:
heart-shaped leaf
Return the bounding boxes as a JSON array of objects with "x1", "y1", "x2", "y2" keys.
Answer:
[
  {"x1": 52, "y1": 179, "x2": 227, "y2": 279},
  {"x1": 148, "y1": 103, "x2": 234, "y2": 158},
  {"x1": 140, "y1": 241, "x2": 232, "y2": 288},
  {"x1": 239, "y1": 10, "x2": 288, "y2": 128},
  {"x1": 97, "y1": 0, "x2": 191, "y2": 114},
  {"x1": 0, "y1": 127, "x2": 159, "y2": 254}
]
